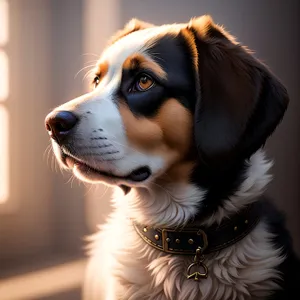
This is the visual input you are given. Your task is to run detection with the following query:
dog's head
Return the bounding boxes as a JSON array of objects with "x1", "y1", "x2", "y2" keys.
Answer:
[{"x1": 45, "y1": 16, "x2": 288, "y2": 192}]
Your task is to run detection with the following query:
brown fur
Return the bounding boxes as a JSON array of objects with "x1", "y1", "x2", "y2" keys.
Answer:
[
  {"x1": 118, "y1": 98, "x2": 194, "y2": 182},
  {"x1": 123, "y1": 53, "x2": 167, "y2": 80},
  {"x1": 94, "y1": 61, "x2": 109, "y2": 81},
  {"x1": 158, "y1": 160, "x2": 196, "y2": 184}
]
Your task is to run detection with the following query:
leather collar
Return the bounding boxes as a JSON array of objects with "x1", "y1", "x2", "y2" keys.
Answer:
[{"x1": 133, "y1": 201, "x2": 262, "y2": 255}]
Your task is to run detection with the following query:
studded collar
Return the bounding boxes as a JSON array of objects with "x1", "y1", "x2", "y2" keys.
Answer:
[{"x1": 132, "y1": 201, "x2": 262, "y2": 255}]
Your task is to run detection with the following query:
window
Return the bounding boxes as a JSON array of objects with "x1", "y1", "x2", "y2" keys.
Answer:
[{"x1": 0, "y1": 0, "x2": 9, "y2": 203}]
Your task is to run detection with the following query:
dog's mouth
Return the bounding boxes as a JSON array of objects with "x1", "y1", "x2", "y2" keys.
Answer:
[{"x1": 63, "y1": 154, "x2": 151, "y2": 183}]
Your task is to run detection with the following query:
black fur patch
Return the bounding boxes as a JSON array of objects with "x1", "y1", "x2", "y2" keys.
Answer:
[
  {"x1": 191, "y1": 158, "x2": 248, "y2": 220},
  {"x1": 119, "y1": 33, "x2": 197, "y2": 117}
]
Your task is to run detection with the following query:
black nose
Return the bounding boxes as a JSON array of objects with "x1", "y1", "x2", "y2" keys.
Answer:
[{"x1": 45, "y1": 111, "x2": 78, "y2": 143}]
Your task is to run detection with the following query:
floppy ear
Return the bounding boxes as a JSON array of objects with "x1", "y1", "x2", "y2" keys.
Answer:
[
  {"x1": 187, "y1": 16, "x2": 289, "y2": 166},
  {"x1": 109, "y1": 18, "x2": 154, "y2": 45}
]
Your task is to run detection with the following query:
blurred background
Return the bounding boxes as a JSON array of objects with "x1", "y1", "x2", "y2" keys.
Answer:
[{"x1": 0, "y1": 0, "x2": 299, "y2": 299}]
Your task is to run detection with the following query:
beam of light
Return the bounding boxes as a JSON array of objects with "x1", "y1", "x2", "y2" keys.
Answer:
[
  {"x1": 0, "y1": 0, "x2": 9, "y2": 46},
  {"x1": 0, "y1": 0, "x2": 9, "y2": 203},
  {"x1": 0, "y1": 105, "x2": 9, "y2": 203},
  {"x1": 0, "y1": 259, "x2": 87, "y2": 300},
  {"x1": 0, "y1": 50, "x2": 9, "y2": 102}
]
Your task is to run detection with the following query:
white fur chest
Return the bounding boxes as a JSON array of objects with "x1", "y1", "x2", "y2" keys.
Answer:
[{"x1": 83, "y1": 211, "x2": 283, "y2": 300}]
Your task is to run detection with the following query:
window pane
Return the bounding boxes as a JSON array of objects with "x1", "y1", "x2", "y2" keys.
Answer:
[
  {"x1": 0, "y1": 50, "x2": 9, "y2": 101},
  {"x1": 0, "y1": 0, "x2": 8, "y2": 46},
  {"x1": 0, "y1": 105, "x2": 9, "y2": 203}
]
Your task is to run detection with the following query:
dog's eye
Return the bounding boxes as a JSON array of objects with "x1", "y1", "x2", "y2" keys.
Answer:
[
  {"x1": 93, "y1": 76, "x2": 100, "y2": 88},
  {"x1": 130, "y1": 74, "x2": 155, "y2": 92}
]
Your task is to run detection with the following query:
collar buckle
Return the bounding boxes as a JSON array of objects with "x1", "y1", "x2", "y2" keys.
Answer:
[
  {"x1": 196, "y1": 229, "x2": 208, "y2": 253},
  {"x1": 161, "y1": 229, "x2": 169, "y2": 252}
]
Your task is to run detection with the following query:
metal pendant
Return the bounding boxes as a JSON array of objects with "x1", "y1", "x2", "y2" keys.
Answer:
[
  {"x1": 186, "y1": 247, "x2": 208, "y2": 281},
  {"x1": 187, "y1": 261, "x2": 208, "y2": 280}
]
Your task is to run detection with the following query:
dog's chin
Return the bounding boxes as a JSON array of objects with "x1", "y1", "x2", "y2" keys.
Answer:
[{"x1": 59, "y1": 154, "x2": 152, "y2": 187}]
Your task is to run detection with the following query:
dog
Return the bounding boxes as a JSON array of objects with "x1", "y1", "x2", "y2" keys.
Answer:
[{"x1": 45, "y1": 15, "x2": 300, "y2": 300}]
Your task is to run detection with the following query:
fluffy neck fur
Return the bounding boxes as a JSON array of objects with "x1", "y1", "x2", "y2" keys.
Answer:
[
  {"x1": 114, "y1": 150, "x2": 272, "y2": 228},
  {"x1": 84, "y1": 150, "x2": 283, "y2": 300}
]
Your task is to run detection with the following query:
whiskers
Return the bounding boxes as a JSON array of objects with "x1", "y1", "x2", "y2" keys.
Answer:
[
  {"x1": 65, "y1": 172, "x2": 91, "y2": 189},
  {"x1": 66, "y1": 173, "x2": 76, "y2": 187},
  {"x1": 43, "y1": 144, "x2": 52, "y2": 166},
  {"x1": 43, "y1": 143, "x2": 63, "y2": 174},
  {"x1": 81, "y1": 53, "x2": 100, "y2": 58},
  {"x1": 74, "y1": 63, "x2": 97, "y2": 80},
  {"x1": 74, "y1": 53, "x2": 101, "y2": 82},
  {"x1": 83, "y1": 68, "x2": 96, "y2": 82},
  {"x1": 84, "y1": 183, "x2": 110, "y2": 200}
]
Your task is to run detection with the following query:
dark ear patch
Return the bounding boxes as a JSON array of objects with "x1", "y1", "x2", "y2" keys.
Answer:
[
  {"x1": 108, "y1": 18, "x2": 154, "y2": 45},
  {"x1": 240, "y1": 73, "x2": 289, "y2": 156},
  {"x1": 188, "y1": 16, "x2": 289, "y2": 165},
  {"x1": 194, "y1": 42, "x2": 261, "y2": 163}
]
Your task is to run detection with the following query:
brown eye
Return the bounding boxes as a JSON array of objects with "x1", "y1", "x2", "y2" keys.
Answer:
[
  {"x1": 93, "y1": 76, "x2": 100, "y2": 88},
  {"x1": 134, "y1": 74, "x2": 155, "y2": 92}
]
